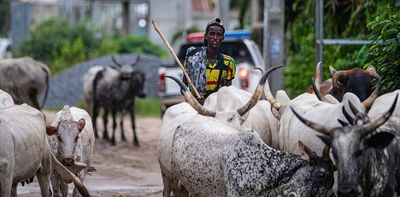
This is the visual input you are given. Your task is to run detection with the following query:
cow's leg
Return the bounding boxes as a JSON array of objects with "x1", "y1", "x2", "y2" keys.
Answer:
[
  {"x1": 179, "y1": 185, "x2": 189, "y2": 197},
  {"x1": 51, "y1": 172, "x2": 62, "y2": 197},
  {"x1": 92, "y1": 101, "x2": 99, "y2": 138},
  {"x1": 161, "y1": 170, "x2": 172, "y2": 197},
  {"x1": 0, "y1": 164, "x2": 12, "y2": 197},
  {"x1": 60, "y1": 181, "x2": 69, "y2": 197},
  {"x1": 111, "y1": 109, "x2": 117, "y2": 146},
  {"x1": 102, "y1": 109, "x2": 110, "y2": 140},
  {"x1": 130, "y1": 102, "x2": 139, "y2": 146},
  {"x1": 0, "y1": 177, "x2": 12, "y2": 197},
  {"x1": 36, "y1": 167, "x2": 52, "y2": 197},
  {"x1": 11, "y1": 183, "x2": 17, "y2": 197},
  {"x1": 120, "y1": 110, "x2": 126, "y2": 141}
]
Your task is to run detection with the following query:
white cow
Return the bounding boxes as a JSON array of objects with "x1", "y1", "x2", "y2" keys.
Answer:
[
  {"x1": 0, "y1": 57, "x2": 50, "y2": 109},
  {"x1": 158, "y1": 65, "x2": 287, "y2": 197},
  {"x1": 0, "y1": 92, "x2": 90, "y2": 197},
  {"x1": 278, "y1": 92, "x2": 364, "y2": 156},
  {"x1": 0, "y1": 88, "x2": 14, "y2": 108},
  {"x1": 158, "y1": 102, "x2": 198, "y2": 197},
  {"x1": 204, "y1": 86, "x2": 290, "y2": 148},
  {"x1": 171, "y1": 115, "x2": 335, "y2": 197},
  {"x1": 83, "y1": 66, "x2": 104, "y2": 112},
  {"x1": 47, "y1": 105, "x2": 95, "y2": 197}
]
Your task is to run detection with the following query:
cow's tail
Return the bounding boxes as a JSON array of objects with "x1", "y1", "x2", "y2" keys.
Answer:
[
  {"x1": 40, "y1": 64, "x2": 50, "y2": 109},
  {"x1": 91, "y1": 70, "x2": 103, "y2": 114},
  {"x1": 50, "y1": 152, "x2": 91, "y2": 197}
]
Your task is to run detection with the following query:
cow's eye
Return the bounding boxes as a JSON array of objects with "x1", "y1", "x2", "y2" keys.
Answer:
[
  {"x1": 75, "y1": 137, "x2": 79, "y2": 142},
  {"x1": 57, "y1": 135, "x2": 62, "y2": 142}
]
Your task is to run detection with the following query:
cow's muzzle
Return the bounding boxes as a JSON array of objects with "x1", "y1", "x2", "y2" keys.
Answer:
[
  {"x1": 63, "y1": 157, "x2": 75, "y2": 166},
  {"x1": 338, "y1": 185, "x2": 358, "y2": 197}
]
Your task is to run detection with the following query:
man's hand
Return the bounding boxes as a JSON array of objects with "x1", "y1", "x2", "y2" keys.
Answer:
[{"x1": 196, "y1": 97, "x2": 206, "y2": 105}]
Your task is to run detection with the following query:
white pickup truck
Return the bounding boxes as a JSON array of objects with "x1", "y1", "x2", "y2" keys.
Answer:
[{"x1": 158, "y1": 31, "x2": 265, "y2": 116}]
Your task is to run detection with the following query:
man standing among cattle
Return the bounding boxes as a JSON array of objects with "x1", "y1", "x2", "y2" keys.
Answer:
[{"x1": 183, "y1": 18, "x2": 236, "y2": 104}]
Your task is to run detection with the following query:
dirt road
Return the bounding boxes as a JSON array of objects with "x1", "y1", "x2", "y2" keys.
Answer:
[{"x1": 18, "y1": 111, "x2": 164, "y2": 197}]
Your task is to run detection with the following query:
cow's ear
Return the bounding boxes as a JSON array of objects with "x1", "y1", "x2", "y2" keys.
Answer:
[
  {"x1": 46, "y1": 126, "x2": 57, "y2": 135},
  {"x1": 365, "y1": 132, "x2": 394, "y2": 149},
  {"x1": 77, "y1": 118, "x2": 85, "y2": 132}
]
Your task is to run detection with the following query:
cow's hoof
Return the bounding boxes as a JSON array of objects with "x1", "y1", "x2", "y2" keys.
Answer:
[
  {"x1": 111, "y1": 140, "x2": 116, "y2": 146},
  {"x1": 133, "y1": 141, "x2": 140, "y2": 147}
]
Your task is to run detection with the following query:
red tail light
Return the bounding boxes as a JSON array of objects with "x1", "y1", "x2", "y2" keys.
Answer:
[
  {"x1": 239, "y1": 68, "x2": 249, "y2": 89},
  {"x1": 158, "y1": 70, "x2": 166, "y2": 94}
]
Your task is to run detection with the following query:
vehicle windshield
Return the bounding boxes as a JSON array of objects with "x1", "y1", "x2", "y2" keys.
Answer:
[{"x1": 178, "y1": 40, "x2": 255, "y2": 65}]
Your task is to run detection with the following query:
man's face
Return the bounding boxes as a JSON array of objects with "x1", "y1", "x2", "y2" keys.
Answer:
[{"x1": 205, "y1": 26, "x2": 224, "y2": 48}]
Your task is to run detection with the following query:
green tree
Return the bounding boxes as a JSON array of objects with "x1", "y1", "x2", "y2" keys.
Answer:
[
  {"x1": 367, "y1": 1, "x2": 400, "y2": 93},
  {"x1": 284, "y1": 0, "x2": 382, "y2": 97},
  {"x1": 19, "y1": 17, "x2": 167, "y2": 74},
  {"x1": 118, "y1": 35, "x2": 168, "y2": 59},
  {"x1": 0, "y1": 0, "x2": 10, "y2": 36},
  {"x1": 19, "y1": 17, "x2": 99, "y2": 65}
]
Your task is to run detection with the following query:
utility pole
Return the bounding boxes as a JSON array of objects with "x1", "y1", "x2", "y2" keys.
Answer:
[
  {"x1": 263, "y1": 0, "x2": 285, "y2": 94},
  {"x1": 217, "y1": 0, "x2": 229, "y2": 28},
  {"x1": 122, "y1": 1, "x2": 130, "y2": 35}
]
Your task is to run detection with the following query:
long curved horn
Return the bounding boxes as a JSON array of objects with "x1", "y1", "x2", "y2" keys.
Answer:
[
  {"x1": 349, "y1": 99, "x2": 362, "y2": 116},
  {"x1": 314, "y1": 62, "x2": 322, "y2": 91},
  {"x1": 329, "y1": 65, "x2": 337, "y2": 76},
  {"x1": 166, "y1": 76, "x2": 216, "y2": 117},
  {"x1": 362, "y1": 78, "x2": 381, "y2": 110},
  {"x1": 331, "y1": 68, "x2": 347, "y2": 90},
  {"x1": 264, "y1": 65, "x2": 285, "y2": 110},
  {"x1": 337, "y1": 119, "x2": 349, "y2": 127},
  {"x1": 312, "y1": 79, "x2": 335, "y2": 104},
  {"x1": 111, "y1": 55, "x2": 123, "y2": 67},
  {"x1": 290, "y1": 106, "x2": 331, "y2": 136},
  {"x1": 131, "y1": 55, "x2": 141, "y2": 66},
  {"x1": 342, "y1": 105, "x2": 354, "y2": 125},
  {"x1": 366, "y1": 65, "x2": 380, "y2": 80},
  {"x1": 362, "y1": 93, "x2": 398, "y2": 135},
  {"x1": 254, "y1": 67, "x2": 264, "y2": 73},
  {"x1": 237, "y1": 65, "x2": 284, "y2": 116},
  {"x1": 322, "y1": 145, "x2": 331, "y2": 162},
  {"x1": 50, "y1": 152, "x2": 91, "y2": 197}
]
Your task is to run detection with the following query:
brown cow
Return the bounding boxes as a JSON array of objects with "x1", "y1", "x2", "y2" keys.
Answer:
[{"x1": 305, "y1": 62, "x2": 380, "y2": 109}]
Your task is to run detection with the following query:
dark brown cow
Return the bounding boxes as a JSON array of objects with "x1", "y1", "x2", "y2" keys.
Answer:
[{"x1": 306, "y1": 62, "x2": 380, "y2": 109}]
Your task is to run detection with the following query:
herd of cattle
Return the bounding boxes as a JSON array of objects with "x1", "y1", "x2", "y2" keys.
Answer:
[
  {"x1": 0, "y1": 56, "x2": 146, "y2": 196},
  {"x1": 0, "y1": 55, "x2": 399, "y2": 197},
  {"x1": 158, "y1": 63, "x2": 400, "y2": 197}
]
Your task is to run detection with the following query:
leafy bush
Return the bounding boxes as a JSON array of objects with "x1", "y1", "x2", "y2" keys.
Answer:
[
  {"x1": 367, "y1": 2, "x2": 400, "y2": 93},
  {"x1": 117, "y1": 35, "x2": 168, "y2": 59},
  {"x1": 19, "y1": 17, "x2": 167, "y2": 74},
  {"x1": 20, "y1": 18, "x2": 99, "y2": 67}
]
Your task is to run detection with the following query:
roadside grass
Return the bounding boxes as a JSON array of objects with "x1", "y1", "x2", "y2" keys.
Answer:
[
  {"x1": 43, "y1": 98, "x2": 161, "y2": 117},
  {"x1": 135, "y1": 98, "x2": 161, "y2": 117}
]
